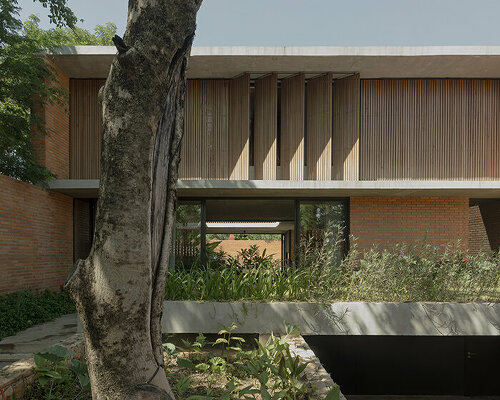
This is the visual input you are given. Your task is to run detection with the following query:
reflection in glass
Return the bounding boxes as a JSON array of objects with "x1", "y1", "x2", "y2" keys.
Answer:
[
  {"x1": 299, "y1": 201, "x2": 347, "y2": 267},
  {"x1": 174, "y1": 202, "x2": 201, "y2": 268}
]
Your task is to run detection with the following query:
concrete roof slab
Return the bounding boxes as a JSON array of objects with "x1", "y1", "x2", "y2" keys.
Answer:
[{"x1": 49, "y1": 46, "x2": 500, "y2": 79}]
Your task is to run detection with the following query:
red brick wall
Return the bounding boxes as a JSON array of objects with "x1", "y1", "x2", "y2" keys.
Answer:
[
  {"x1": 480, "y1": 201, "x2": 500, "y2": 251},
  {"x1": 32, "y1": 61, "x2": 70, "y2": 179},
  {"x1": 469, "y1": 205, "x2": 491, "y2": 253},
  {"x1": 350, "y1": 197, "x2": 469, "y2": 252},
  {"x1": 210, "y1": 239, "x2": 282, "y2": 260},
  {"x1": 0, "y1": 174, "x2": 73, "y2": 294}
]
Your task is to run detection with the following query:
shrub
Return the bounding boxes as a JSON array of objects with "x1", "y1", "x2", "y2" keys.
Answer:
[
  {"x1": 166, "y1": 240, "x2": 500, "y2": 303},
  {"x1": 0, "y1": 289, "x2": 75, "y2": 340}
]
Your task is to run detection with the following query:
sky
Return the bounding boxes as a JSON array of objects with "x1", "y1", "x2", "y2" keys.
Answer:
[{"x1": 18, "y1": 0, "x2": 500, "y2": 47}]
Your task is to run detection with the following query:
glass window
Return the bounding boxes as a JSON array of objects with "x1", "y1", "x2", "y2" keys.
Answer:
[
  {"x1": 173, "y1": 202, "x2": 202, "y2": 268},
  {"x1": 299, "y1": 201, "x2": 347, "y2": 267}
]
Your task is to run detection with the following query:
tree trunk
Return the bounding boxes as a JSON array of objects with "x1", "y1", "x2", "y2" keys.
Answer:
[{"x1": 65, "y1": 1, "x2": 202, "y2": 399}]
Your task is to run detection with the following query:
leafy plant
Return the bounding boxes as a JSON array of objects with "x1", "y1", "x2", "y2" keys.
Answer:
[
  {"x1": 166, "y1": 324, "x2": 322, "y2": 400},
  {"x1": 27, "y1": 344, "x2": 90, "y2": 400},
  {"x1": 0, "y1": 0, "x2": 114, "y2": 184},
  {"x1": 214, "y1": 323, "x2": 246, "y2": 362},
  {"x1": 166, "y1": 241, "x2": 500, "y2": 303},
  {"x1": 0, "y1": 289, "x2": 76, "y2": 340}
]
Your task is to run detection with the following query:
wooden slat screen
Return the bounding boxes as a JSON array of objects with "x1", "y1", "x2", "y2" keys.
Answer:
[
  {"x1": 180, "y1": 80, "x2": 229, "y2": 179},
  {"x1": 70, "y1": 79, "x2": 105, "y2": 179},
  {"x1": 332, "y1": 74, "x2": 360, "y2": 181},
  {"x1": 306, "y1": 73, "x2": 333, "y2": 180},
  {"x1": 228, "y1": 74, "x2": 250, "y2": 179},
  {"x1": 254, "y1": 74, "x2": 278, "y2": 180},
  {"x1": 360, "y1": 79, "x2": 500, "y2": 180},
  {"x1": 281, "y1": 74, "x2": 305, "y2": 180}
]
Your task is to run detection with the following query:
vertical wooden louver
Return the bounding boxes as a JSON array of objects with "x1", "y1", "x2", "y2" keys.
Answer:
[
  {"x1": 281, "y1": 74, "x2": 305, "y2": 180},
  {"x1": 228, "y1": 74, "x2": 250, "y2": 179},
  {"x1": 70, "y1": 79, "x2": 106, "y2": 179},
  {"x1": 254, "y1": 74, "x2": 278, "y2": 180},
  {"x1": 180, "y1": 80, "x2": 229, "y2": 179},
  {"x1": 360, "y1": 79, "x2": 500, "y2": 180},
  {"x1": 306, "y1": 73, "x2": 333, "y2": 180},
  {"x1": 332, "y1": 74, "x2": 360, "y2": 181}
]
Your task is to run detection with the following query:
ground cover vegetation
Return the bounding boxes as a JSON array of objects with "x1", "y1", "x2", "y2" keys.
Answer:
[
  {"x1": 166, "y1": 233, "x2": 500, "y2": 303},
  {"x1": 0, "y1": 0, "x2": 115, "y2": 183},
  {"x1": 24, "y1": 325, "x2": 340, "y2": 400},
  {"x1": 0, "y1": 289, "x2": 75, "y2": 340}
]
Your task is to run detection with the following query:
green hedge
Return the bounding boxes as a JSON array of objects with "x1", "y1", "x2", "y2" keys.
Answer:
[{"x1": 0, "y1": 290, "x2": 76, "y2": 340}]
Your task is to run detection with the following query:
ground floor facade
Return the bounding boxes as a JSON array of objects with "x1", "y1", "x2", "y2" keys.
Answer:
[{"x1": 1, "y1": 173, "x2": 498, "y2": 294}]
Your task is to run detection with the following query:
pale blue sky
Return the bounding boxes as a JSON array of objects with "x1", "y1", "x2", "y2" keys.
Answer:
[{"x1": 18, "y1": 0, "x2": 500, "y2": 46}]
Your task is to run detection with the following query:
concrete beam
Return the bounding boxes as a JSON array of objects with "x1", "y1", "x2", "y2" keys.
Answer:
[
  {"x1": 48, "y1": 179, "x2": 500, "y2": 199},
  {"x1": 162, "y1": 301, "x2": 500, "y2": 336}
]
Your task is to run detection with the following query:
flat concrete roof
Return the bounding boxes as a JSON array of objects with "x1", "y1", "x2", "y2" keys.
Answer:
[
  {"x1": 48, "y1": 179, "x2": 500, "y2": 199},
  {"x1": 50, "y1": 45, "x2": 500, "y2": 79}
]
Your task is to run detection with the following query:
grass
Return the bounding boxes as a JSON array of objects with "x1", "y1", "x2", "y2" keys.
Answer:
[
  {"x1": 0, "y1": 289, "x2": 75, "y2": 340},
  {"x1": 166, "y1": 241, "x2": 500, "y2": 303}
]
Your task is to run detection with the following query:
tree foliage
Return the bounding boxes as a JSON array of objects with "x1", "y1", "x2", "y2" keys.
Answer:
[{"x1": 0, "y1": 0, "x2": 115, "y2": 183}]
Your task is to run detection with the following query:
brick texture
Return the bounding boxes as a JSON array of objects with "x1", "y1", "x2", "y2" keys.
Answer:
[
  {"x1": 209, "y1": 239, "x2": 282, "y2": 260},
  {"x1": 31, "y1": 61, "x2": 70, "y2": 179},
  {"x1": 469, "y1": 205, "x2": 491, "y2": 253},
  {"x1": 350, "y1": 197, "x2": 469, "y2": 252},
  {"x1": 480, "y1": 201, "x2": 500, "y2": 251},
  {"x1": 0, "y1": 174, "x2": 73, "y2": 294}
]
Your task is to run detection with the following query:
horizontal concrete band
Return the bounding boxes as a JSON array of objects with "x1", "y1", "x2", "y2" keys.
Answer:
[
  {"x1": 52, "y1": 45, "x2": 500, "y2": 79},
  {"x1": 162, "y1": 301, "x2": 500, "y2": 336},
  {"x1": 48, "y1": 179, "x2": 500, "y2": 199}
]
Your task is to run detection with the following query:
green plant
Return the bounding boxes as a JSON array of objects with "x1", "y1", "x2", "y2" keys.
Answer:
[
  {"x1": 166, "y1": 242, "x2": 500, "y2": 303},
  {"x1": 0, "y1": 289, "x2": 76, "y2": 340},
  {"x1": 166, "y1": 324, "x2": 320, "y2": 400},
  {"x1": 238, "y1": 245, "x2": 278, "y2": 270},
  {"x1": 214, "y1": 323, "x2": 246, "y2": 362},
  {"x1": 25, "y1": 344, "x2": 90, "y2": 400}
]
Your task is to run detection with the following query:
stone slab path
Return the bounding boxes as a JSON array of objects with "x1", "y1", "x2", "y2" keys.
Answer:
[{"x1": 0, "y1": 313, "x2": 78, "y2": 369}]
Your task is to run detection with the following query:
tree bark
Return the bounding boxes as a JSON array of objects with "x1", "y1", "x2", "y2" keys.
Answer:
[{"x1": 65, "y1": 1, "x2": 202, "y2": 399}]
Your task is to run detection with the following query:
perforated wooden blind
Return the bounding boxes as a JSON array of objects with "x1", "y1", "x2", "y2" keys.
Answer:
[
  {"x1": 254, "y1": 74, "x2": 278, "y2": 180},
  {"x1": 306, "y1": 73, "x2": 333, "y2": 180},
  {"x1": 332, "y1": 74, "x2": 360, "y2": 181},
  {"x1": 180, "y1": 80, "x2": 229, "y2": 179},
  {"x1": 228, "y1": 74, "x2": 250, "y2": 179},
  {"x1": 281, "y1": 74, "x2": 305, "y2": 180},
  {"x1": 70, "y1": 79, "x2": 105, "y2": 179},
  {"x1": 360, "y1": 79, "x2": 500, "y2": 180}
]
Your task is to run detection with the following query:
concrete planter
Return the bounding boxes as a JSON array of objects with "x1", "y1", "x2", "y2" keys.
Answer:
[{"x1": 162, "y1": 301, "x2": 500, "y2": 336}]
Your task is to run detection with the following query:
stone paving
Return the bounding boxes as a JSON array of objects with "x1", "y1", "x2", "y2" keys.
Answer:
[{"x1": 0, "y1": 313, "x2": 78, "y2": 369}]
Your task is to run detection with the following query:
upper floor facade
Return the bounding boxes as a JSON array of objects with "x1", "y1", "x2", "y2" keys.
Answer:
[{"x1": 41, "y1": 46, "x2": 500, "y2": 198}]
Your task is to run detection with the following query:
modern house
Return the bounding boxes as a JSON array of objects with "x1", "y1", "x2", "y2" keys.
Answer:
[{"x1": 1, "y1": 45, "x2": 499, "y2": 292}]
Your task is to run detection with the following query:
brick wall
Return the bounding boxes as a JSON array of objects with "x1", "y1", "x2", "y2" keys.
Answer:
[
  {"x1": 0, "y1": 174, "x2": 73, "y2": 294},
  {"x1": 480, "y1": 201, "x2": 500, "y2": 251},
  {"x1": 469, "y1": 205, "x2": 491, "y2": 253},
  {"x1": 209, "y1": 239, "x2": 282, "y2": 260},
  {"x1": 350, "y1": 197, "x2": 469, "y2": 252},
  {"x1": 32, "y1": 60, "x2": 70, "y2": 179}
]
